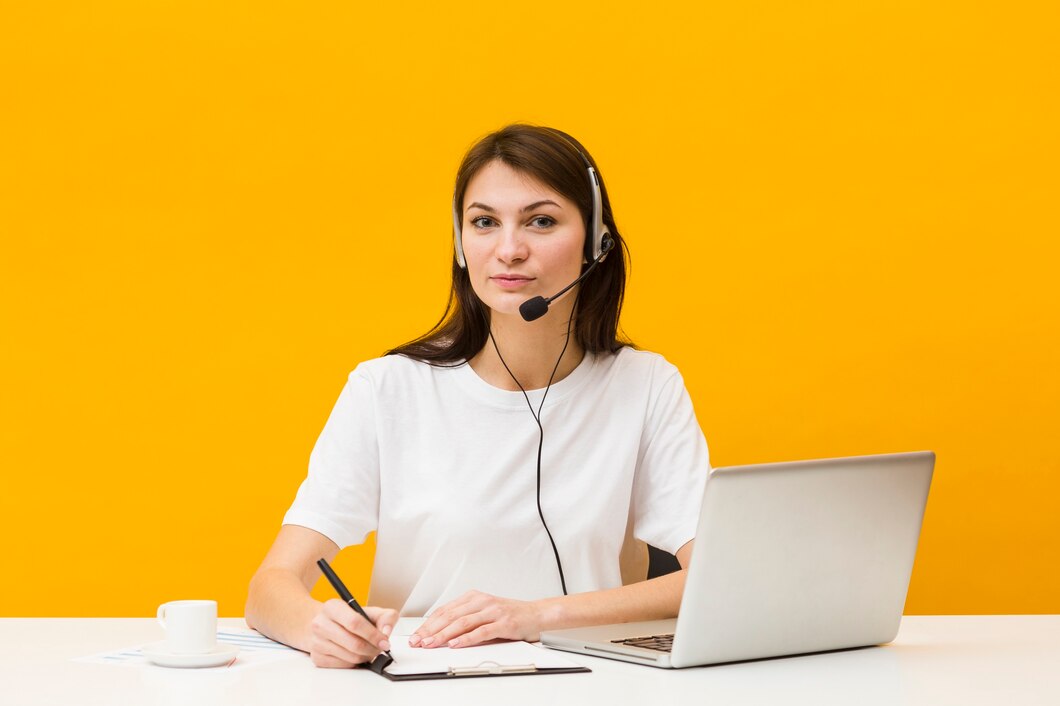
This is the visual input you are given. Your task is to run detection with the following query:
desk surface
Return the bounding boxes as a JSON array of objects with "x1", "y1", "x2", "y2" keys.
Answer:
[{"x1": 1, "y1": 616, "x2": 1057, "y2": 706}]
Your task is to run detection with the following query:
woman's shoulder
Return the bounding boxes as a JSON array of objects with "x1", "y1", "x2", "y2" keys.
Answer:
[
  {"x1": 348, "y1": 353, "x2": 465, "y2": 385},
  {"x1": 604, "y1": 345, "x2": 682, "y2": 380}
]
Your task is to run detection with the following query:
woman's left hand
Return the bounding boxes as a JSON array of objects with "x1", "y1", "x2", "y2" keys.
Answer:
[{"x1": 409, "y1": 590, "x2": 545, "y2": 648}]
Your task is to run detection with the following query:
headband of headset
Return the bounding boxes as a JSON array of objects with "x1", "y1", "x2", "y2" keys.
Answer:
[{"x1": 451, "y1": 132, "x2": 612, "y2": 269}]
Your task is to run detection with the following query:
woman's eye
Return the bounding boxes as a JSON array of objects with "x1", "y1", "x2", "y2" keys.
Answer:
[
  {"x1": 471, "y1": 216, "x2": 495, "y2": 229},
  {"x1": 530, "y1": 216, "x2": 556, "y2": 228}
]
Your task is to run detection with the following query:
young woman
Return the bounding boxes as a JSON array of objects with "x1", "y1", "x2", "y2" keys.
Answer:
[{"x1": 245, "y1": 124, "x2": 711, "y2": 668}]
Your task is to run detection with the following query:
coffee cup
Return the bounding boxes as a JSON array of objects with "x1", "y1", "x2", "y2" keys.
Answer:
[{"x1": 156, "y1": 600, "x2": 217, "y2": 654}]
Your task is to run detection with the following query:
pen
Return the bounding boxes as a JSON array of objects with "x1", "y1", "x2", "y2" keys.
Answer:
[{"x1": 317, "y1": 558, "x2": 394, "y2": 666}]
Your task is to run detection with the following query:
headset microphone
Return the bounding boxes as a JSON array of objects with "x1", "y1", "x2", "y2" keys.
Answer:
[{"x1": 518, "y1": 237, "x2": 614, "y2": 322}]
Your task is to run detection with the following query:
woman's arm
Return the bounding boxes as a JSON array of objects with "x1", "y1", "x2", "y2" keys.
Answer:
[
  {"x1": 410, "y1": 540, "x2": 694, "y2": 648},
  {"x1": 245, "y1": 524, "x2": 397, "y2": 666}
]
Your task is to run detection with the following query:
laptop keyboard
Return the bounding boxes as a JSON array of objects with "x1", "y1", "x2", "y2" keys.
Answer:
[{"x1": 612, "y1": 634, "x2": 675, "y2": 653}]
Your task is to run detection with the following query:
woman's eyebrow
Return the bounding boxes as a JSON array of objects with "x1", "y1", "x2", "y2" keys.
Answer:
[
  {"x1": 521, "y1": 200, "x2": 562, "y2": 212},
  {"x1": 466, "y1": 200, "x2": 562, "y2": 214}
]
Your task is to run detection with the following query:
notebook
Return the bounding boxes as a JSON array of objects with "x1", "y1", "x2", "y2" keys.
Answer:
[{"x1": 540, "y1": 451, "x2": 935, "y2": 668}]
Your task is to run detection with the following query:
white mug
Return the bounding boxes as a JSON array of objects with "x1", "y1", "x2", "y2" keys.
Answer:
[{"x1": 156, "y1": 600, "x2": 217, "y2": 654}]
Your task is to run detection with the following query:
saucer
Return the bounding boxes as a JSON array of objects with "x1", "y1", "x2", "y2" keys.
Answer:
[{"x1": 141, "y1": 642, "x2": 240, "y2": 668}]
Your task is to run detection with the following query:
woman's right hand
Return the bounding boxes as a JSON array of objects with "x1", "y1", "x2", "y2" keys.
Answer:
[{"x1": 308, "y1": 599, "x2": 399, "y2": 668}]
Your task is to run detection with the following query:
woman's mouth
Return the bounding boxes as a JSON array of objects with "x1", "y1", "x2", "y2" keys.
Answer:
[{"x1": 491, "y1": 275, "x2": 535, "y2": 289}]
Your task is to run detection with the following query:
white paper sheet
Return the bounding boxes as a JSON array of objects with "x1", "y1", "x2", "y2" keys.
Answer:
[
  {"x1": 385, "y1": 633, "x2": 586, "y2": 676},
  {"x1": 74, "y1": 628, "x2": 301, "y2": 670}
]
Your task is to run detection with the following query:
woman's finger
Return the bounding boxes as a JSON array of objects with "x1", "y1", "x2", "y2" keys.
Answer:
[
  {"x1": 447, "y1": 621, "x2": 501, "y2": 648},
  {"x1": 320, "y1": 617, "x2": 378, "y2": 659},
  {"x1": 411, "y1": 591, "x2": 484, "y2": 646},
  {"x1": 364, "y1": 605, "x2": 399, "y2": 638},
  {"x1": 323, "y1": 599, "x2": 391, "y2": 652},
  {"x1": 421, "y1": 609, "x2": 492, "y2": 648},
  {"x1": 310, "y1": 600, "x2": 391, "y2": 668},
  {"x1": 312, "y1": 635, "x2": 364, "y2": 667}
]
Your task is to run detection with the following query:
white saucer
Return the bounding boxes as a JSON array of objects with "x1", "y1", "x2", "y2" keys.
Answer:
[{"x1": 141, "y1": 642, "x2": 240, "y2": 668}]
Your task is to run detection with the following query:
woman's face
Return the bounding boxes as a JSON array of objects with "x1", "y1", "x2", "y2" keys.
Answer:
[{"x1": 460, "y1": 159, "x2": 586, "y2": 319}]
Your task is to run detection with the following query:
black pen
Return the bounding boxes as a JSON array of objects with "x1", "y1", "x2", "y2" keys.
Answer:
[{"x1": 317, "y1": 558, "x2": 394, "y2": 666}]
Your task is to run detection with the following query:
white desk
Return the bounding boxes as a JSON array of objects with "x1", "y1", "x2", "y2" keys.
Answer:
[{"x1": 1, "y1": 616, "x2": 1057, "y2": 705}]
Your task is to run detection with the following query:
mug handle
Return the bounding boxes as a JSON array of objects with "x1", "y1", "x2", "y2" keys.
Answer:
[{"x1": 157, "y1": 602, "x2": 168, "y2": 630}]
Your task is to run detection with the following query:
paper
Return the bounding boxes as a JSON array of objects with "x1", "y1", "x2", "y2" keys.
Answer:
[
  {"x1": 74, "y1": 628, "x2": 301, "y2": 670},
  {"x1": 385, "y1": 634, "x2": 585, "y2": 676}
]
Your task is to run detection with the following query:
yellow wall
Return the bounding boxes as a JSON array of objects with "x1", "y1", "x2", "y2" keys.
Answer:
[{"x1": 1, "y1": 2, "x2": 1057, "y2": 616}]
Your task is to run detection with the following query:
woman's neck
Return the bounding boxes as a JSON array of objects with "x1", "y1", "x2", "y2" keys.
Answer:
[{"x1": 469, "y1": 307, "x2": 585, "y2": 392}]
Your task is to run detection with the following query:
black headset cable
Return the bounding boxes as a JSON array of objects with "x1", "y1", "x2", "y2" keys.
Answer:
[{"x1": 486, "y1": 293, "x2": 579, "y2": 596}]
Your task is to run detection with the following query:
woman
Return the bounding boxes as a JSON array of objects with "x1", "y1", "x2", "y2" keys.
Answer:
[{"x1": 245, "y1": 124, "x2": 711, "y2": 668}]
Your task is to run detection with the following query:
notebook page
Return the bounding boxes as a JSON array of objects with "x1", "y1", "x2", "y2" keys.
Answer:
[{"x1": 385, "y1": 635, "x2": 585, "y2": 676}]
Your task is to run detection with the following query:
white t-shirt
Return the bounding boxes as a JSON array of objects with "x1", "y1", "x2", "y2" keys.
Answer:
[{"x1": 282, "y1": 346, "x2": 711, "y2": 617}]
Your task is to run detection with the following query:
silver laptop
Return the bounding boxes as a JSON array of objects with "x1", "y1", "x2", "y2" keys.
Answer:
[{"x1": 541, "y1": 451, "x2": 934, "y2": 668}]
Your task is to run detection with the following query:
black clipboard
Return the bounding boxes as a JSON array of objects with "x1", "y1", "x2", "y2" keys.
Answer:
[{"x1": 364, "y1": 652, "x2": 591, "y2": 681}]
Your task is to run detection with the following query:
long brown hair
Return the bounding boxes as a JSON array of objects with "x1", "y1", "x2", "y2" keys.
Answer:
[{"x1": 387, "y1": 124, "x2": 631, "y2": 364}]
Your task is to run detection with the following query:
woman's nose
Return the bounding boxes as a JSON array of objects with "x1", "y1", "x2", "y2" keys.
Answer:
[{"x1": 494, "y1": 226, "x2": 529, "y2": 263}]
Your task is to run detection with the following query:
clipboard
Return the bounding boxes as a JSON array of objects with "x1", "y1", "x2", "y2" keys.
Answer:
[{"x1": 365, "y1": 636, "x2": 591, "y2": 681}]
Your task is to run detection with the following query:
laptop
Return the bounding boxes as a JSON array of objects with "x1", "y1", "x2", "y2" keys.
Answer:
[{"x1": 541, "y1": 451, "x2": 935, "y2": 668}]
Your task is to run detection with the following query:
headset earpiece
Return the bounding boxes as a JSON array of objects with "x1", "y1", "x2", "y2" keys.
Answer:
[{"x1": 452, "y1": 196, "x2": 466, "y2": 268}]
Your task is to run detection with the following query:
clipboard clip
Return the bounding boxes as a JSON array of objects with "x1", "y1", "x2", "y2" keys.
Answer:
[{"x1": 448, "y1": 660, "x2": 538, "y2": 676}]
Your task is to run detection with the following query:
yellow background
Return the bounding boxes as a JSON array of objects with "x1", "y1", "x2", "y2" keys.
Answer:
[{"x1": 1, "y1": 2, "x2": 1057, "y2": 617}]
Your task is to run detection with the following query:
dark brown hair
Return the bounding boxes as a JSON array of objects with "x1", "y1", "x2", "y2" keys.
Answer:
[{"x1": 387, "y1": 124, "x2": 631, "y2": 364}]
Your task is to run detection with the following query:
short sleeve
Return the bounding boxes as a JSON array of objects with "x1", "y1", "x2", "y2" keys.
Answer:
[
  {"x1": 630, "y1": 364, "x2": 711, "y2": 555},
  {"x1": 282, "y1": 368, "x2": 380, "y2": 549}
]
